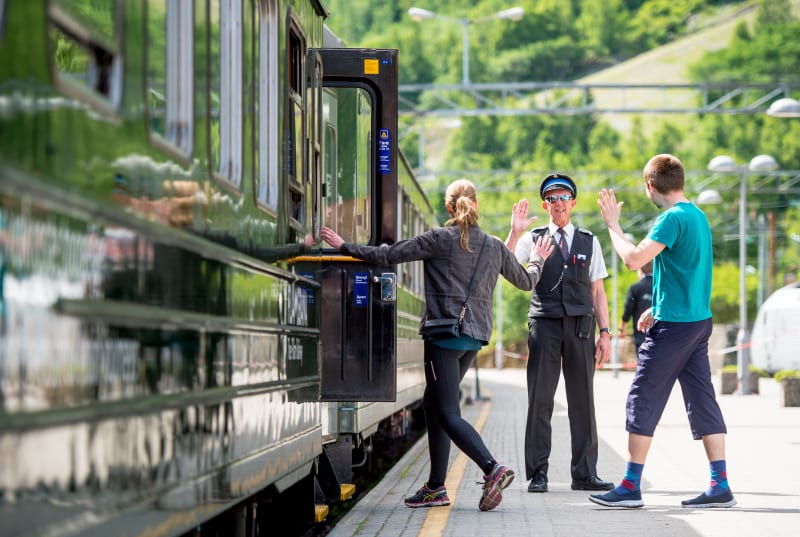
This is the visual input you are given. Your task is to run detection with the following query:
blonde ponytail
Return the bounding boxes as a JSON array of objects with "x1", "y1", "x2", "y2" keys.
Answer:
[{"x1": 444, "y1": 179, "x2": 479, "y2": 251}]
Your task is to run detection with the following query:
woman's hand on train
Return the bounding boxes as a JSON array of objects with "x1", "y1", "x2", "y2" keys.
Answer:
[
  {"x1": 321, "y1": 226, "x2": 345, "y2": 249},
  {"x1": 529, "y1": 234, "x2": 554, "y2": 263}
]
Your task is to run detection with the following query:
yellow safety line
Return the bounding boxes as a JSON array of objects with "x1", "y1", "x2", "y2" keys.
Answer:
[
  {"x1": 419, "y1": 393, "x2": 492, "y2": 536},
  {"x1": 287, "y1": 255, "x2": 363, "y2": 263}
]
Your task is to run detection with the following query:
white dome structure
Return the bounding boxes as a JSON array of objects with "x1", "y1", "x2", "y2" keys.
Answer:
[{"x1": 750, "y1": 282, "x2": 800, "y2": 373}]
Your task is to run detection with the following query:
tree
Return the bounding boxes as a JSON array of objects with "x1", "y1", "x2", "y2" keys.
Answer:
[{"x1": 576, "y1": 0, "x2": 631, "y2": 60}]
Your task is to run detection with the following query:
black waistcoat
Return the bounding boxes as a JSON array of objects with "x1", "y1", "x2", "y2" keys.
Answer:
[{"x1": 528, "y1": 227, "x2": 595, "y2": 318}]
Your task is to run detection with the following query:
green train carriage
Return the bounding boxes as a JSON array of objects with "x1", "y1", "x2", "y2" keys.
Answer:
[{"x1": 0, "y1": 1, "x2": 434, "y2": 536}]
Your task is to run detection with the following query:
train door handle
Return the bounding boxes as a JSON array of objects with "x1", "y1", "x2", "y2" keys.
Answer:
[{"x1": 372, "y1": 272, "x2": 396, "y2": 302}]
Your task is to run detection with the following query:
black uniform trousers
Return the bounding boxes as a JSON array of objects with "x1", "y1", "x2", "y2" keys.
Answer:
[{"x1": 524, "y1": 315, "x2": 599, "y2": 482}]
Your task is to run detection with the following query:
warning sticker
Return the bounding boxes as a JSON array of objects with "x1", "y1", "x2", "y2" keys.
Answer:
[
  {"x1": 364, "y1": 59, "x2": 379, "y2": 75},
  {"x1": 378, "y1": 129, "x2": 391, "y2": 174}
]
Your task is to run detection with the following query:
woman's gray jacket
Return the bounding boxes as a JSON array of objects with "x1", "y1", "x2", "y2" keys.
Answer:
[{"x1": 340, "y1": 224, "x2": 545, "y2": 345}]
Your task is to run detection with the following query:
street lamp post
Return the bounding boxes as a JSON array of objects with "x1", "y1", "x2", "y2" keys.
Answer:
[
  {"x1": 707, "y1": 154, "x2": 779, "y2": 394},
  {"x1": 408, "y1": 6, "x2": 524, "y2": 86}
]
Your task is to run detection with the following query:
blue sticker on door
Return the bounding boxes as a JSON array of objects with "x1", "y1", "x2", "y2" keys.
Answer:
[
  {"x1": 378, "y1": 129, "x2": 391, "y2": 175},
  {"x1": 354, "y1": 272, "x2": 369, "y2": 306}
]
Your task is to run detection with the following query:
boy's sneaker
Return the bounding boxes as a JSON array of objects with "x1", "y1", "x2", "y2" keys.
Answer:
[
  {"x1": 404, "y1": 484, "x2": 450, "y2": 508},
  {"x1": 588, "y1": 488, "x2": 644, "y2": 508},
  {"x1": 479, "y1": 464, "x2": 515, "y2": 511},
  {"x1": 681, "y1": 489, "x2": 737, "y2": 508}
]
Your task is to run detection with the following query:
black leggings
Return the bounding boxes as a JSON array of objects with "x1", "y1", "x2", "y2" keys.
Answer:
[{"x1": 423, "y1": 341, "x2": 496, "y2": 485}]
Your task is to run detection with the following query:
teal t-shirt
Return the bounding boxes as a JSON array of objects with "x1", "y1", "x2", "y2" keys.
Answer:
[{"x1": 647, "y1": 202, "x2": 713, "y2": 322}]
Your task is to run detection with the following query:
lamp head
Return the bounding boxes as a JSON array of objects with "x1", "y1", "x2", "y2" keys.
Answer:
[
  {"x1": 749, "y1": 154, "x2": 778, "y2": 172},
  {"x1": 497, "y1": 7, "x2": 524, "y2": 21},
  {"x1": 767, "y1": 97, "x2": 800, "y2": 118},
  {"x1": 708, "y1": 155, "x2": 738, "y2": 173},
  {"x1": 408, "y1": 7, "x2": 436, "y2": 22}
]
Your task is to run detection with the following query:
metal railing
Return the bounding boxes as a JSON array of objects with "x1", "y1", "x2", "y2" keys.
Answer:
[{"x1": 399, "y1": 82, "x2": 800, "y2": 117}]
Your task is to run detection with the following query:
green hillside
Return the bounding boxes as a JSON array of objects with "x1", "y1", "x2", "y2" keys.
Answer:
[{"x1": 579, "y1": 3, "x2": 759, "y2": 134}]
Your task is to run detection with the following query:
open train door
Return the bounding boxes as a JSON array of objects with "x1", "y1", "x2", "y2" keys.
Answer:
[{"x1": 313, "y1": 48, "x2": 399, "y2": 401}]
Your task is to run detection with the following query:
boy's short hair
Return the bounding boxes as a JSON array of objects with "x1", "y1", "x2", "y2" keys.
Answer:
[{"x1": 644, "y1": 154, "x2": 684, "y2": 194}]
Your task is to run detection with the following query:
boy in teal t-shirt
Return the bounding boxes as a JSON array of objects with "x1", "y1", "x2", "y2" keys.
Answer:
[{"x1": 591, "y1": 154, "x2": 735, "y2": 510}]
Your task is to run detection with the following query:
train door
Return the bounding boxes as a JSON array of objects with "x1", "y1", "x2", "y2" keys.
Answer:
[{"x1": 316, "y1": 49, "x2": 399, "y2": 401}]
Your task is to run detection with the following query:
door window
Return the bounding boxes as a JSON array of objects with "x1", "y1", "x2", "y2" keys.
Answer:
[{"x1": 322, "y1": 86, "x2": 373, "y2": 244}]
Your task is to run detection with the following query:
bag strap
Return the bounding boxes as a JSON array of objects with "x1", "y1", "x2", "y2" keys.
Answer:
[{"x1": 458, "y1": 235, "x2": 488, "y2": 323}]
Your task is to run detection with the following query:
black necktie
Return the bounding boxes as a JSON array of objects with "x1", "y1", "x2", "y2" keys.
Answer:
[{"x1": 558, "y1": 228, "x2": 569, "y2": 260}]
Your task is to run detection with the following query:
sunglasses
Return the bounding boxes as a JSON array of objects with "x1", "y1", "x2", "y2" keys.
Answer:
[{"x1": 544, "y1": 194, "x2": 574, "y2": 203}]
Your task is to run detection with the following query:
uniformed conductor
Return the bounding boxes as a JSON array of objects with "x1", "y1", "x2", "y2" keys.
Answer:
[{"x1": 512, "y1": 173, "x2": 614, "y2": 494}]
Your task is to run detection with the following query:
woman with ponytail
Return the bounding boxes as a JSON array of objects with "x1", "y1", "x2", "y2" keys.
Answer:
[{"x1": 321, "y1": 179, "x2": 553, "y2": 512}]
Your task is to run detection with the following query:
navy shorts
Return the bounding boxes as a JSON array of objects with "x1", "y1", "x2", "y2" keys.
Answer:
[{"x1": 626, "y1": 317, "x2": 727, "y2": 439}]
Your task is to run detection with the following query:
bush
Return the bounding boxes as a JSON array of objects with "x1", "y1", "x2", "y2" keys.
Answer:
[
  {"x1": 775, "y1": 370, "x2": 800, "y2": 382},
  {"x1": 721, "y1": 364, "x2": 768, "y2": 377}
]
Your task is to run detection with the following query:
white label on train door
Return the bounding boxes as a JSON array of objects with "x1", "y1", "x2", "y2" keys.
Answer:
[
  {"x1": 378, "y1": 128, "x2": 391, "y2": 174},
  {"x1": 354, "y1": 272, "x2": 369, "y2": 306}
]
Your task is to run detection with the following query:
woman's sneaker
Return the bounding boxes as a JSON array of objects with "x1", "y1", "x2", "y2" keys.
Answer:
[
  {"x1": 404, "y1": 484, "x2": 450, "y2": 508},
  {"x1": 479, "y1": 465, "x2": 515, "y2": 511}
]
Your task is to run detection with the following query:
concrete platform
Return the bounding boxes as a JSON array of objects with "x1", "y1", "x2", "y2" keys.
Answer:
[{"x1": 328, "y1": 368, "x2": 800, "y2": 537}]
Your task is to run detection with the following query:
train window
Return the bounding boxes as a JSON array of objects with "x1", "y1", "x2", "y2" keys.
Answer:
[
  {"x1": 0, "y1": 0, "x2": 6, "y2": 41},
  {"x1": 286, "y1": 22, "x2": 306, "y2": 228},
  {"x1": 47, "y1": 0, "x2": 122, "y2": 117},
  {"x1": 323, "y1": 90, "x2": 339, "y2": 227},
  {"x1": 146, "y1": 0, "x2": 194, "y2": 159},
  {"x1": 209, "y1": 0, "x2": 243, "y2": 190},
  {"x1": 322, "y1": 86, "x2": 373, "y2": 244},
  {"x1": 256, "y1": 0, "x2": 279, "y2": 212},
  {"x1": 308, "y1": 53, "x2": 324, "y2": 238},
  {"x1": 396, "y1": 188, "x2": 406, "y2": 285}
]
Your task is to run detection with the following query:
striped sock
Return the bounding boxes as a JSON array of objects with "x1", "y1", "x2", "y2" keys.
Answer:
[
  {"x1": 706, "y1": 460, "x2": 729, "y2": 496},
  {"x1": 611, "y1": 462, "x2": 644, "y2": 495}
]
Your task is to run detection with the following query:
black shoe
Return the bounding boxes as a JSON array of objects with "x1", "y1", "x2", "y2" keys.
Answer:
[
  {"x1": 527, "y1": 472, "x2": 548, "y2": 493},
  {"x1": 571, "y1": 475, "x2": 614, "y2": 491}
]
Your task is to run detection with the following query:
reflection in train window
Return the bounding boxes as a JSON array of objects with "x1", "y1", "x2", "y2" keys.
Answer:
[
  {"x1": 147, "y1": 0, "x2": 193, "y2": 158},
  {"x1": 47, "y1": 0, "x2": 122, "y2": 115},
  {"x1": 209, "y1": 0, "x2": 243, "y2": 190},
  {"x1": 256, "y1": 0, "x2": 279, "y2": 212},
  {"x1": 322, "y1": 86, "x2": 373, "y2": 244}
]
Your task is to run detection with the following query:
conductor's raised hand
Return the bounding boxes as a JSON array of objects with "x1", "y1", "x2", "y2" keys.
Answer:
[
  {"x1": 320, "y1": 226, "x2": 345, "y2": 249},
  {"x1": 511, "y1": 199, "x2": 538, "y2": 236}
]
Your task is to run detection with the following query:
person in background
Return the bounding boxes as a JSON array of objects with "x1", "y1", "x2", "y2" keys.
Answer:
[
  {"x1": 321, "y1": 179, "x2": 554, "y2": 512},
  {"x1": 591, "y1": 153, "x2": 735, "y2": 509},
  {"x1": 619, "y1": 260, "x2": 654, "y2": 350},
  {"x1": 511, "y1": 173, "x2": 614, "y2": 495}
]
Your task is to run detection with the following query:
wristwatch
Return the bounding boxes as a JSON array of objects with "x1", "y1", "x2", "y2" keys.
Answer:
[{"x1": 599, "y1": 327, "x2": 610, "y2": 335}]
